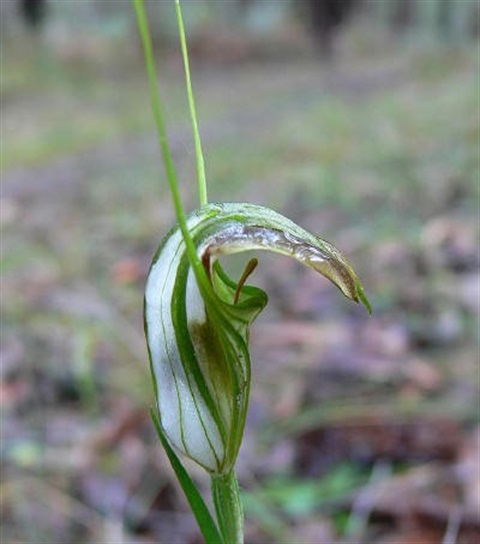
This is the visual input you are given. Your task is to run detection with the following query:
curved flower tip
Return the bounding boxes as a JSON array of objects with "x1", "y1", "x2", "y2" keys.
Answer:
[
  {"x1": 144, "y1": 202, "x2": 370, "y2": 474},
  {"x1": 200, "y1": 203, "x2": 372, "y2": 314},
  {"x1": 308, "y1": 234, "x2": 371, "y2": 314}
]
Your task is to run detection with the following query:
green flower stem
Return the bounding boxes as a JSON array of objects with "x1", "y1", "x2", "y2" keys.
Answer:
[
  {"x1": 175, "y1": 0, "x2": 208, "y2": 207},
  {"x1": 132, "y1": 0, "x2": 208, "y2": 293},
  {"x1": 212, "y1": 470, "x2": 244, "y2": 544},
  {"x1": 132, "y1": 0, "x2": 185, "y2": 225}
]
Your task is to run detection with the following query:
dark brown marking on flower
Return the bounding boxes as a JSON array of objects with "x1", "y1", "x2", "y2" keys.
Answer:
[
  {"x1": 234, "y1": 258, "x2": 258, "y2": 304},
  {"x1": 202, "y1": 246, "x2": 212, "y2": 280}
]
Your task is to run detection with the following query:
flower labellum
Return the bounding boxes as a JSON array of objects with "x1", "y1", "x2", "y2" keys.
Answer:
[{"x1": 144, "y1": 202, "x2": 370, "y2": 474}]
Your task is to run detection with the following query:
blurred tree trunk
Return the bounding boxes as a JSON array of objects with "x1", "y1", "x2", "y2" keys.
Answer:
[
  {"x1": 437, "y1": 0, "x2": 453, "y2": 35},
  {"x1": 19, "y1": 0, "x2": 47, "y2": 30},
  {"x1": 237, "y1": 0, "x2": 254, "y2": 13},
  {"x1": 303, "y1": 0, "x2": 357, "y2": 59},
  {"x1": 391, "y1": 0, "x2": 415, "y2": 31}
]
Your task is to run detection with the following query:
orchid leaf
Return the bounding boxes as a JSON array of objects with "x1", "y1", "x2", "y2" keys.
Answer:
[{"x1": 150, "y1": 408, "x2": 223, "y2": 544}]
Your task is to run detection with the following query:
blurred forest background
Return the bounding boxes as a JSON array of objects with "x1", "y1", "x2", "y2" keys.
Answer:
[{"x1": 1, "y1": 1, "x2": 479, "y2": 543}]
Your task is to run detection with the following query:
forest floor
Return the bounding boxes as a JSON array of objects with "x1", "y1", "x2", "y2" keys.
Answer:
[{"x1": 2, "y1": 27, "x2": 479, "y2": 544}]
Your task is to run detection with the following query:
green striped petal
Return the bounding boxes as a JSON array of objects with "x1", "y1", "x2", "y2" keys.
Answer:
[{"x1": 144, "y1": 202, "x2": 370, "y2": 474}]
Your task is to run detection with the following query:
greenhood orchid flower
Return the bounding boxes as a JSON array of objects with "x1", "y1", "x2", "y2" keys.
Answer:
[{"x1": 144, "y1": 202, "x2": 370, "y2": 475}]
